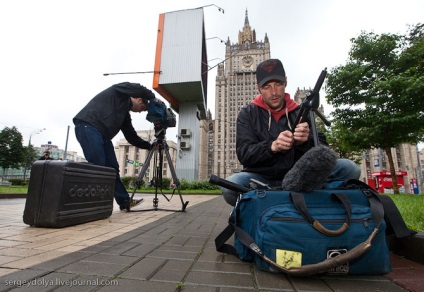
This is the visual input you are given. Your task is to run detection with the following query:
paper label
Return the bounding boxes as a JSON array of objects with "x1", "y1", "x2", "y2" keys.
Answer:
[{"x1": 276, "y1": 249, "x2": 302, "y2": 268}]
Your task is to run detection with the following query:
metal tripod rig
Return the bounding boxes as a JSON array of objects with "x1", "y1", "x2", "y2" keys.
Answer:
[
  {"x1": 292, "y1": 68, "x2": 331, "y2": 146},
  {"x1": 129, "y1": 129, "x2": 189, "y2": 212}
]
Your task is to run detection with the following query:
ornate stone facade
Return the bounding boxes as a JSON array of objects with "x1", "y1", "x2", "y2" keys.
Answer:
[{"x1": 212, "y1": 10, "x2": 270, "y2": 178}]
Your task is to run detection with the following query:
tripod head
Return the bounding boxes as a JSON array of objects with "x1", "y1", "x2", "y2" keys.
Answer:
[
  {"x1": 292, "y1": 68, "x2": 331, "y2": 130},
  {"x1": 154, "y1": 126, "x2": 166, "y2": 141}
]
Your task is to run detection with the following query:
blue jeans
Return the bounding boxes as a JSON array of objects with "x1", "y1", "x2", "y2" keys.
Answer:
[
  {"x1": 221, "y1": 158, "x2": 361, "y2": 206},
  {"x1": 75, "y1": 121, "x2": 129, "y2": 210}
]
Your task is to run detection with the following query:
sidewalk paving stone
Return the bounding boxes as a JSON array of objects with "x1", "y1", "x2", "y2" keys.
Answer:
[{"x1": 0, "y1": 195, "x2": 422, "y2": 291}]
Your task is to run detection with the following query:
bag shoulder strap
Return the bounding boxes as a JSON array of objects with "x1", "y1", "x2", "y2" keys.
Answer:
[
  {"x1": 215, "y1": 223, "x2": 238, "y2": 257},
  {"x1": 377, "y1": 194, "x2": 416, "y2": 237},
  {"x1": 345, "y1": 179, "x2": 416, "y2": 238}
]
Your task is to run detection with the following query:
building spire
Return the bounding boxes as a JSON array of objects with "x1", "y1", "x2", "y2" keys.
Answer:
[
  {"x1": 239, "y1": 9, "x2": 255, "y2": 44},
  {"x1": 244, "y1": 8, "x2": 249, "y2": 26}
]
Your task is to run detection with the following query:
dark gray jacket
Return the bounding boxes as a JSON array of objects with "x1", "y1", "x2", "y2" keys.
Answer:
[
  {"x1": 73, "y1": 82, "x2": 154, "y2": 149},
  {"x1": 236, "y1": 103, "x2": 328, "y2": 180}
]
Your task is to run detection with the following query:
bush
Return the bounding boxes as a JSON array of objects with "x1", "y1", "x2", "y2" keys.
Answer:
[
  {"x1": 121, "y1": 176, "x2": 145, "y2": 190},
  {"x1": 7, "y1": 179, "x2": 25, "y2": 186},
  {"x1": 177, "y1": 178, "x2": 220, "y2": 190},
  {"x1": 179, "y1": 178, "x2": 191, "y2": 190},
  {"x1": 200, "y1": 179, "x2": 221, "y2": 190},
  {"x1": 120, "y1": 176, "x2": 133, "y2": 189},
  {"x1": 135, "y1": 178, "x2": 145, "y2": 189},
  {"x1": 161, "y1": 177, "x2": 171, "y2": 189},
  {"x1": 123, "y1": 177, "x2": 220, "y2": 191}
]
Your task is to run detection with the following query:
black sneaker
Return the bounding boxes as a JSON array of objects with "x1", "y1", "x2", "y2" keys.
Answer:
[{"x1": 126, "y1": 198, "x2": 144, "y2": 211}]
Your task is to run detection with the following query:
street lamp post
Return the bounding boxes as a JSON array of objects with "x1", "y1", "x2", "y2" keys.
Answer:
[
  {"x1": 196, "y1": 4, "x2": 224, "y2": 14},
  {"x1": 206, "y1": 37, "x2": 225, "y2": 43},
  {"x1": 23, "y1": 128, "x2": 46, "y2": 181},
  {"x1": 416, "y1": 144, "x2": 423, "y2": 193}
]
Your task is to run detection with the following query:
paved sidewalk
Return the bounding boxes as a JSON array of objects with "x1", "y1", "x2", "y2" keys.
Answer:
[{"x1": 0, "y1": 194, "x2": 423, "y2": 291}]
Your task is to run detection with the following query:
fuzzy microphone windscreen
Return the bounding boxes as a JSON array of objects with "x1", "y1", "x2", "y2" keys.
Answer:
[{"x1": 281, "y1": 145, "x2": 338, "y2": 192}]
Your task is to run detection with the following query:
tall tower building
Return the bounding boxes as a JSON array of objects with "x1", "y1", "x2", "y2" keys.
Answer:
[{"x1": 213, "y1": 10, "x2": 270, "y2": 178}]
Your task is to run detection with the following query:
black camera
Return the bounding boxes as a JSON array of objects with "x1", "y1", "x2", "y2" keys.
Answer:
[{"x1": 146, "y1": 98, "x2": 176, "y2": 130}]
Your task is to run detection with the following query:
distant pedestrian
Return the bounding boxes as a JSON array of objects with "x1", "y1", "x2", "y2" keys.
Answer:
[{"x1": 38, "y1": 150, "x2": 53, "y2": 160}]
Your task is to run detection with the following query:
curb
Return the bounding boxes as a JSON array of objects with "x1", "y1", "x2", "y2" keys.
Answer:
[
  {"x1": 0, "y1": 193, "x2": 26, "y2": 199},
  {"x1": 389, "y1": 232, "x2": 424, "y2": 265}
]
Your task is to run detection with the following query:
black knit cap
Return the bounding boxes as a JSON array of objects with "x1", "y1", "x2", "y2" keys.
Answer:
[{"x1": 256, "y1": 59, "x2": 286, "y2": 88}]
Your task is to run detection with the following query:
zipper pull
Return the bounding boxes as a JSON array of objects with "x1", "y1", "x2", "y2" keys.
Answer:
[{"x1": 363, "y1": 218, "x2": 369, "y2": 229}]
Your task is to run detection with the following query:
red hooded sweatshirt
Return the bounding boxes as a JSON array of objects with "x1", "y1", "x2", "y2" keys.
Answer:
[{"x1": 251, "y1": 93, "x2": 299, "y2": 122}]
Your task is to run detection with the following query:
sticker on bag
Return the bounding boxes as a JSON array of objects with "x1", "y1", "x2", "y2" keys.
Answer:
[
  {"x1": 276, "y1": 249, "x2": 302, "y2": 268},
  {"x1": 327, "y1": 247, "x2": 349, "y2": 274}
]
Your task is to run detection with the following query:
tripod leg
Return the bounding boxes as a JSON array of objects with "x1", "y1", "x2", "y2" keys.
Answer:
[
  {"x1": 152, "y1": 148, "x2": 161, "y2": 209},
  {"x1": 156, "y1": 144, "x2": 170, "y2": 201},
  {"x1": 163, "y1": 141, "x2": 189, "y2": 211},
  {"x1": 130, "y1": 143, "x2": 156, "y2": 201},
  {"x1": 309, "y1": 111, "x2": 320, "y2": 147}
]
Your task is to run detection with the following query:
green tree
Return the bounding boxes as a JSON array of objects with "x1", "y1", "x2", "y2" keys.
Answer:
[
  {"x1": 326, "y1": 24, "x2": 424, "y2": 194},
  {"x1": 23, "y1": 144, "x2": 38, "y2": 181},
  {"x1": 325, "y1": 120, "x2": 363, "y2": 165},
  {"x1": 0, "y1": 127, "x2": 25, "y2": 180}
]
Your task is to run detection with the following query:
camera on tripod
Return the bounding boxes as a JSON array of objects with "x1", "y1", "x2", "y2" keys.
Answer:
[
  {"x1": 130, "y1": 97, "x2": 189, "y2": 212},
  {"x1": 146, "y1": 98, "x2": 176, "y2": 136}
]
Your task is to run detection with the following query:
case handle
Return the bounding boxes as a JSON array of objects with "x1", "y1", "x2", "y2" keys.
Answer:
[{"x1": 290, "y1": 192, "x2": 352, "y2": 236}]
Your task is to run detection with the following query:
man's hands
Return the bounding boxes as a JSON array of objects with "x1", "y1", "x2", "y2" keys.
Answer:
[
  {"x1": 271, "y1": 122, "x2": 309, "y2": 152},
  {"x1": 293, "y1": 122, "x2": 310, "y2": 144}
]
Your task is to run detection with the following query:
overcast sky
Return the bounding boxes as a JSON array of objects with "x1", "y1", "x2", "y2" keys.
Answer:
[{"x1": 1, "y1": 0, "x2": 423, "y2": 156}]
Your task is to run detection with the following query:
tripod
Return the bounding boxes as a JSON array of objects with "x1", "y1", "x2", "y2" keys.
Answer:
[
  {"x1": 293, "y1": 68, "x2": 331, "y2": 147},
  {"x1": 129, "y1": 128, "x2": 189, "y2": 212}
]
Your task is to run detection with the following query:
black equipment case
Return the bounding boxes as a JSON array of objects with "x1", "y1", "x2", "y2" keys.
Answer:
[{"x1": 23, "y1": 160, "x2": 116, "y2": 228}]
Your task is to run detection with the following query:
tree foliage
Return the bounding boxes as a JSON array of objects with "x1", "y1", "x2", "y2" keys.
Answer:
[
  {"x1": 325, "y1": 121, "x2": 363, "y2": 164},
  {"x1": 0, "y1": 127, "x2": 26, "y2": 178},
  {"x1": 23, "y1": 144, "x2": 38, "y2": 179},
  {"x1": 326, "y1": 23, "x2": 424, "y2": 193}
]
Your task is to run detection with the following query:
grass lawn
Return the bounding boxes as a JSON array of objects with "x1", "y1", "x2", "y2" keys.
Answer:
[
  {"x1": 387, "y1": 194, "x2": 424, "y2": 232},
  {"x1": 0, "y1": 186, "x2": 27, "y2": 194},
  {"x1": 1, "y1": 186, "x2": 423, "y2": 232}
]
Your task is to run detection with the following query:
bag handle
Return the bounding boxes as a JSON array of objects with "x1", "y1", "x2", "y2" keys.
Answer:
[{"x1": 290, "y1": 192, "x2": 351, "y2": 236}]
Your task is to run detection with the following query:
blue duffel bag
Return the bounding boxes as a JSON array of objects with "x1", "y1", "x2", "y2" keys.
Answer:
[{"x1": 215, "y1": 180, "x2": 392, "y2": 276}]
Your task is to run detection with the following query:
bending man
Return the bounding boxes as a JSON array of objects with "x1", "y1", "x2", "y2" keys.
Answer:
[{"x1": 74, "y1": 82, "x2": 154, "y2": 211}]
